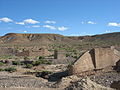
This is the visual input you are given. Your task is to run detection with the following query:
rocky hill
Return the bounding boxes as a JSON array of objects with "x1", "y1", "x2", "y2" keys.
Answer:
[
  {"x1": 68, "y1": 32, "x2": 120, "y2": 42},
  {"x1": 0, "y1": 32, "x2": 120, "y2": 48},
  {"x1": 0, "y1": 33, "x2": 75, "y2": 44}
]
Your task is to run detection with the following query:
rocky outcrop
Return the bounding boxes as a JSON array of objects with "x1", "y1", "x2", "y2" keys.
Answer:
[
  {"x1": 56, "y1": 75, "x2": 114, "y2": 90},
  {"x1": 65, "y1": 77, "x2": 114, "y2": 90},
  {"x1": 69, "y1": 47, "x2": 120, "y2": 75}
]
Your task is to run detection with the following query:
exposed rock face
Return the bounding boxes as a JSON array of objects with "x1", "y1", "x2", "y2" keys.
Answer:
[{"x1": 69, "y1": 48, "x2": 120, "y2": 75}]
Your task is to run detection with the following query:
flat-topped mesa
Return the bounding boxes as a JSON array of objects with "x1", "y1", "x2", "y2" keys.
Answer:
[
  {"x1": 68, "y1": 47, "x2": 120, "y2": 75},
  {"x1": 0, "y1": 33, "x2": 68, "y2": 44}
]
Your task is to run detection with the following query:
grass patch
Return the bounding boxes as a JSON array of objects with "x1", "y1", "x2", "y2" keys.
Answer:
[
  {"x1": 0, "y1": 62, "x2": 4, "y2": 66},
  {"x1": 12, "y1": 61, "x2": 21, "y2": 65},
  {"x1": 0, "y1": 55, "x2": 13, "y2": 59},
  {"x1": 0, "y1": 68, "x2": 4, "y2": 71},
  {"x1": 32, "y1": 59, "x2": 52, "y2": 66},
  {"x1": 4, "y1": 67, "x2": 17, "y2": 72},
  {"x1": 26, "y1": 64, "x2": 33, "y2": 68}
]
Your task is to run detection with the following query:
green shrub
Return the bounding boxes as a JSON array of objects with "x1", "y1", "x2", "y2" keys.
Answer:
[
  {"x1": 72, "y1": 56, "x2": 78, "y2": 59},
  {"x1": 66, "y1": 53, "x2": 70, "y2": 57},
  {"x1": 26, "y1": 64, "x2": 33, "y2": 68},
  {"x1": 0, "y1": 68, "x2": 4, "y2": 71},
  {"x1": 39, "y1": 59, "x2": 46, "y2": 64},
  {"x1": 38, "y1": 56, "x2": 45, "y2": 59},
  {"x1": 12, "y1": 61, "x2": 21, "y2": 65},
  {"x1": 24, "y1": 57, "x2": 29, "y2": 61},
  {"x1": 45, "y1": 61, "x2": 52, "y2": 65},
  {"x1": 4, "y1": 67, "x2": 17, "y2": 72},
  {"x1": 32, "y1": 60, "x2": 52, "y2": 66},
  {"x1": 41, "y1": 70, "x2": 53, "y2": 74},
  {"x1": 0, "y1": 62, "x2": 4, "y2": 66},
  {"x1": 32, "y1": 60, "x2": 41, "y2": 66}
]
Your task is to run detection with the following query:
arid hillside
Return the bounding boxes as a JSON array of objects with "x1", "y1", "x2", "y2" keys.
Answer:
[
  {"x1": 0, "y1": 33, "x2": 75, "y2": 44},
  {"x1": 0, "y1": 32, "x2": 120, "y2": 45},
  {"x1": 0, "y1": 32, "x2": 120, "y2": 52}
]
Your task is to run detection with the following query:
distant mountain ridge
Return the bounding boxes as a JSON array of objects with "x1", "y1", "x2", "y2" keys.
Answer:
[{"x1": 0, "y1": 32, "x2": 120, "y2": 45}]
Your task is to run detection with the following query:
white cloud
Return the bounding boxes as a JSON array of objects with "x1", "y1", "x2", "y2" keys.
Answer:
[
  {"x1": 45, "y1": 20, "x2": 56, "y2": 24},
  {"x1": 88, "y1": 21, "x2": 96, "y2": 24},
  {"x1": 43, "y1": 25, "x2": 56, "y2": 30},
  {"x1": 23, "y1": 30, "x2": 27, "y2": 33},
  {"x1": 15, "y1": 22, "x2": 25, "y2": 25},
  {"x1": 32, "y1": 25, "x2": 40, "y2": 28},
  {"x1": 23, "y1": 19, "x2": 39, "y2": 24},
  {"x1": 58, "y1": 26, "x2": 68, "y2": 31},
  {"x1": 108, "y1": 22, "x2": 120, "y2": 27},
  {"x1": 0, "y1": 17, "x2": 13, "y2": 22},
  {"x1": 105, "y1": 30, "x2": 111, "y2": 33}
]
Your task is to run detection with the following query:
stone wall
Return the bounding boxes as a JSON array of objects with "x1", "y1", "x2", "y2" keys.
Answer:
[
  {"x1": 95, "y1": 48, "x2": 115, "y2": 69},
  {"x1": 69, "y1": 51, "x2": 94, "y2": 75},
  {"x1": 0, "y1": 47, "x2": 52, "y2": 57},
  {"x1": 69, "y1": 47, "x2": 120, "y2": 75},
  {"x1": 0, "y1": 47, "x2": 13, "y2": 56},
  {"x1": 29, "y1": 48, "x2": 51, "y2": 57},
  {"x1": 15, "y1": 50, "x2": 29, "y2": 57}
]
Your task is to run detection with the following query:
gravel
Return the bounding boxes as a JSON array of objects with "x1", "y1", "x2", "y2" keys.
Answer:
[
  {"x1": 89, "y1": 71, "x2": 120, "y2": 87},
  {"x1": 0, "y1": 75, "x2": 48, "y2": 88}
]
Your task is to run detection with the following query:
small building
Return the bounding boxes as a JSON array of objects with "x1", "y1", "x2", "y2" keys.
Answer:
[
  {"x1": 54, "y1": 50, "x2": 66, "y2": 59},
  {"x1": 29, "y1": 48, "x2": 51, "y2": 57}
]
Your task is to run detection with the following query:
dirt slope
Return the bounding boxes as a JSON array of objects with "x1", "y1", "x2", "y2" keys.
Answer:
[{"x1": 0, "y1": 32, "x2": 120, "y2": 47}]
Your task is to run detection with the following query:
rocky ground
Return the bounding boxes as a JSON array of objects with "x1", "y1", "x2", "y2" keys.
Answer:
[
  {"x1": 0, "y1": 65, "x2": 119, "y2": 90},
  {"x1": 0, "y1": 73, "x2": 114, "y2": 90},
  {"x1": 89, "y1": 71, "x2": 120, "y2": 89},
  {"x1": 0, "y1": 64, "x2": 67, "y2": 89},
  {"x1": 0, "y1": 72, "x2": 48, "y2": 88}
]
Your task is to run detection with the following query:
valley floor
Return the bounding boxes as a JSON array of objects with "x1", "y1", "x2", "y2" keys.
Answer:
[{"x1": 0, "y1": 66, "x2": 119, "y2": 90}]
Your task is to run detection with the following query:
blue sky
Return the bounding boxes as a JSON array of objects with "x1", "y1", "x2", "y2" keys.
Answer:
[{"x1": 0, "y1": 0, "x2": 120, "y2": 36}]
